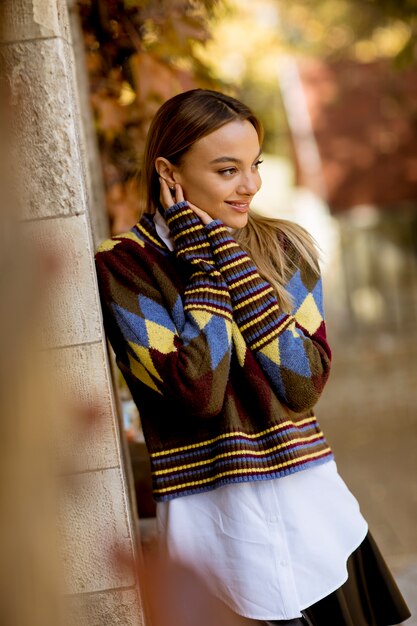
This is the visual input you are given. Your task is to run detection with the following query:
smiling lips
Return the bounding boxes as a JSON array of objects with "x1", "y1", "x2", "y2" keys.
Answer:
[{"x1": 225, "y1": 201, "x2": 250, "y2": 213}]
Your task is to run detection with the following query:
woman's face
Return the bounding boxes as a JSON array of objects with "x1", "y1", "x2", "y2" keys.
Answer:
[{"x1": 174, "y1": 120, "x2": 262, "y2": 229}]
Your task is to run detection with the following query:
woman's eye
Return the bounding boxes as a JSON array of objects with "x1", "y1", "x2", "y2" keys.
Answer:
[
  {"x1": 218, "y1": 160, "x2": 263, "y2": 176},
  {"x1": 218, "y1": 167, "x2": 237, "y2": 176}
]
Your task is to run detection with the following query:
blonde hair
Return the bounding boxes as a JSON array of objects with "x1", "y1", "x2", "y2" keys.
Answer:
[
  {"x1": 235, "y1": 213, "x2": 320, "y2": 313},
  {"x1": 139, "y1": 89, "x2": 320, "y2": 312}
]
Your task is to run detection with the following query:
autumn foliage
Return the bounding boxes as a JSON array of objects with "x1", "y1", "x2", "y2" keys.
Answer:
[{"x1": 77, "y1": 0, "x2": 226, "y2": 234}]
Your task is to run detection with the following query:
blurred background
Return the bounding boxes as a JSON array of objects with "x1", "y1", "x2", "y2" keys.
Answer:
[{"x1": 75, "y1": 0, "x2": 417, "y2": 612}]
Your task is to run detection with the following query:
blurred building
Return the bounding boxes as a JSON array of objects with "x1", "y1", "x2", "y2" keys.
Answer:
[{"x1": 279, "y1": 57, "x2": 417, "y2": 337}]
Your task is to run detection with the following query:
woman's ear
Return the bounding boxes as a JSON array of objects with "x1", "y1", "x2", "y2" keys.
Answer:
[{"x1": 155, "y1": 157, "x2": 178, "y2": 187}]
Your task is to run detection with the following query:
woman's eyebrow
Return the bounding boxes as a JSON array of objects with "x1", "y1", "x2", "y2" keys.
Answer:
[
  {"x1": 209, "y1": 156, "x2": 240, "y2": 164},
  {"x1": 209, "y1": 149, "x2": 263, "y2": 165}
]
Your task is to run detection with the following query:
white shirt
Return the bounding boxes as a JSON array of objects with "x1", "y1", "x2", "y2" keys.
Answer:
[{"x1": 153, "y1": 211, "x2": 368, "y2": 620}]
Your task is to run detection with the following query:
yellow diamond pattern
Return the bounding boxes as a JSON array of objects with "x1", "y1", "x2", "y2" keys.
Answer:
[
  {"x1": 128, "y1": 352, "x2": 162, "y2": 394},
  {"x1": 259, "y1": 334, "x2": 281, "y2": 365},
  {"x1": 129, "y1": 342, "x2": 163, "y2": 382},
  {"x1": 190, "y1": 310, "x2": 213, "y2": 329},
  {"x1": 96, "y1": 231, "x2": 145, "y2": 254},
  {"x1": 96, "y1": 238, "x2": 121, "y2": 253},
  {"x1": 295, "y1": 293, "x2": 323, "y2": 335},
  {"x1": 114, "y1": 232, "x2": 145, "y2": 247},
  {"x1": 145, "y1": 320, "x2": 176, "y2": 354}
]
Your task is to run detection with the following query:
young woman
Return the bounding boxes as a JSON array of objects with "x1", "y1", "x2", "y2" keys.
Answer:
[{"x1": 95, "y1": 89, "x2": 410, "y2": 625}]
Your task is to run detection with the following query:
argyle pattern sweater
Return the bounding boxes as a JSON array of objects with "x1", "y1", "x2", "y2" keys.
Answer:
[{"x1": 95, "y1": 201, "x2": 333, "y2": 501}]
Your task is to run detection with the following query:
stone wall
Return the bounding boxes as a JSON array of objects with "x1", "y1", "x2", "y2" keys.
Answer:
[{"x1": 0, "y1": 1, "x2": 145, "y2": 623}]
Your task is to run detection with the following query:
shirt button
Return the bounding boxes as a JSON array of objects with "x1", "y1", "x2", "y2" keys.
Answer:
[{"x1": 280, "y1": 560, "x2": 287, "y2": 567}]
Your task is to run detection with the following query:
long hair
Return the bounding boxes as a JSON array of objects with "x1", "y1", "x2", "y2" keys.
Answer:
[{"x1": 140, "y1": 89, "x2": 320, "y2": 312}]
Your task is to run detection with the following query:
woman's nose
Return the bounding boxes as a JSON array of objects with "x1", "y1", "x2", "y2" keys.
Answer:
[{"x1": 238, "y1": 172, "x2": 261, "y2": 195}]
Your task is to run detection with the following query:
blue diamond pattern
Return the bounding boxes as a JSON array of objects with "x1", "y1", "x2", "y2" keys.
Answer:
[
  {"x1": 286, "y1": 269, "x2": 309, "y2": 311},
  {"x1": 138, "y1": 295, "x2": 176, "y2": 332},
  {"x1": 278, "y1": 330, "x2": 312, "y2": 377},
  {"x1": 311, "y1": 279, "x2": 324, "y2": 318},
  {"x1": 204, "y1": 315, "x2": 231, "y2": 370},
  {"x1": 112, "y1": 303, "x2": 149, "y2": 347}
]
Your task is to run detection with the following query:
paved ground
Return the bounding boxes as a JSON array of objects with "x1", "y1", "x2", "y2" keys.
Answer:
[{"x1": 392, "y1": 559, "x2": 417, "y2": 625}]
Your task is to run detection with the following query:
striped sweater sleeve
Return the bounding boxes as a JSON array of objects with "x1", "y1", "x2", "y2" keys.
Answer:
[
  {"x1": 95, "y1": 202, "x2": 233, "y2": 419},
  {"x1": 205, "y1": 219, "x2": 332, "y2": 413}
]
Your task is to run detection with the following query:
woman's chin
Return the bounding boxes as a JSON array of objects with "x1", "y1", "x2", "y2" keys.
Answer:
[{"x1": 222, "y1": 212, "x2": 249, "y2": 230}]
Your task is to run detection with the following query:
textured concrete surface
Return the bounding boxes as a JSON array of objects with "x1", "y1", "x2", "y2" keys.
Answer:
[
  {"x1": 26, "y1": 214, "x2": 102, "y2": 348},
  {"x1": 65, "y1": 588, "x2": 144, "y2": 626},
  {"x1": 67, "y1": 0, "x2": 110, "y2": 248},
  {"x1": 50, "y1": 341, "x2": 120, "y2": 472},
  {"x1": 0, "y1": 39, "x2": 86, "y2": 220},
  {"x1": 0, "y1": 0, "x2": 71, "y2": 44},
  {"x1": 60, "y1": 467, "x2": 136, "y2": 595}
]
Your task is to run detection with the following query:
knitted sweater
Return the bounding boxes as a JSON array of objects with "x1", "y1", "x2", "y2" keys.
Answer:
[{"x1": 95, "y1": 201, "x2": 333, "y2": 501}]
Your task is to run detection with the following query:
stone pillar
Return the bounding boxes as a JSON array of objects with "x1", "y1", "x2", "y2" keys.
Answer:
[
  {"x1": 0, "y1": 1, "x2": 145, "y2": 624},
  {"x1": 66, "y1": 0, "x2": 110, "y2": 248}
]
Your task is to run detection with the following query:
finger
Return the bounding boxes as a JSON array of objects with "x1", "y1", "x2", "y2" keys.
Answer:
[
  {"x1": 187, "y1": 202, "x2": 202, "y2": 217},
  {"x1": 187, "y1": 202, "x2": 213, "y2": 225},
  {"x1": 159, "y1": 177, "x2": 174, "y2": 209},
  {"x1": 174, "y1": 183, "x2": 184, "y2": 203}
]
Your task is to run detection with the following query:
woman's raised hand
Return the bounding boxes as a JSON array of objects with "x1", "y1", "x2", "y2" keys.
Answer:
[
  {"x1": 159, "y1": 177, "x2": 184, "y2": 210},
  {"x1": 159, "y1": 178, "x2": 214, "y2": 225}
]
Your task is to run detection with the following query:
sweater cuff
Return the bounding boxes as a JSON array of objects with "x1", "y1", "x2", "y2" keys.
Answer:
[
  {"x1": 206, "y1": 220, "x2": 293, "y2": 343},
  {"x1": 204, "y1": 219, "x2": 224, "y2": 232},
  {"x1": 165, "y1": 201, "x2": 216, "y2": 269},
  {"x1": 165, "y1": 201, "x2": 201, "y2": 237},
  {"x1": 205, "y1": 221, "x2": 254, "y2": 278}
]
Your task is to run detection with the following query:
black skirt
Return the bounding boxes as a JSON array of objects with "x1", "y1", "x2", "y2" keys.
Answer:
[{"x1": 266, "y1": 531, "x2": 411, "y2": 626}]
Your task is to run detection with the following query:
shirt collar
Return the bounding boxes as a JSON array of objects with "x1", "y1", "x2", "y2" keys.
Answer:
[{"x1": 154, "y1": 209, "x2": 175, "y2": 251}]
